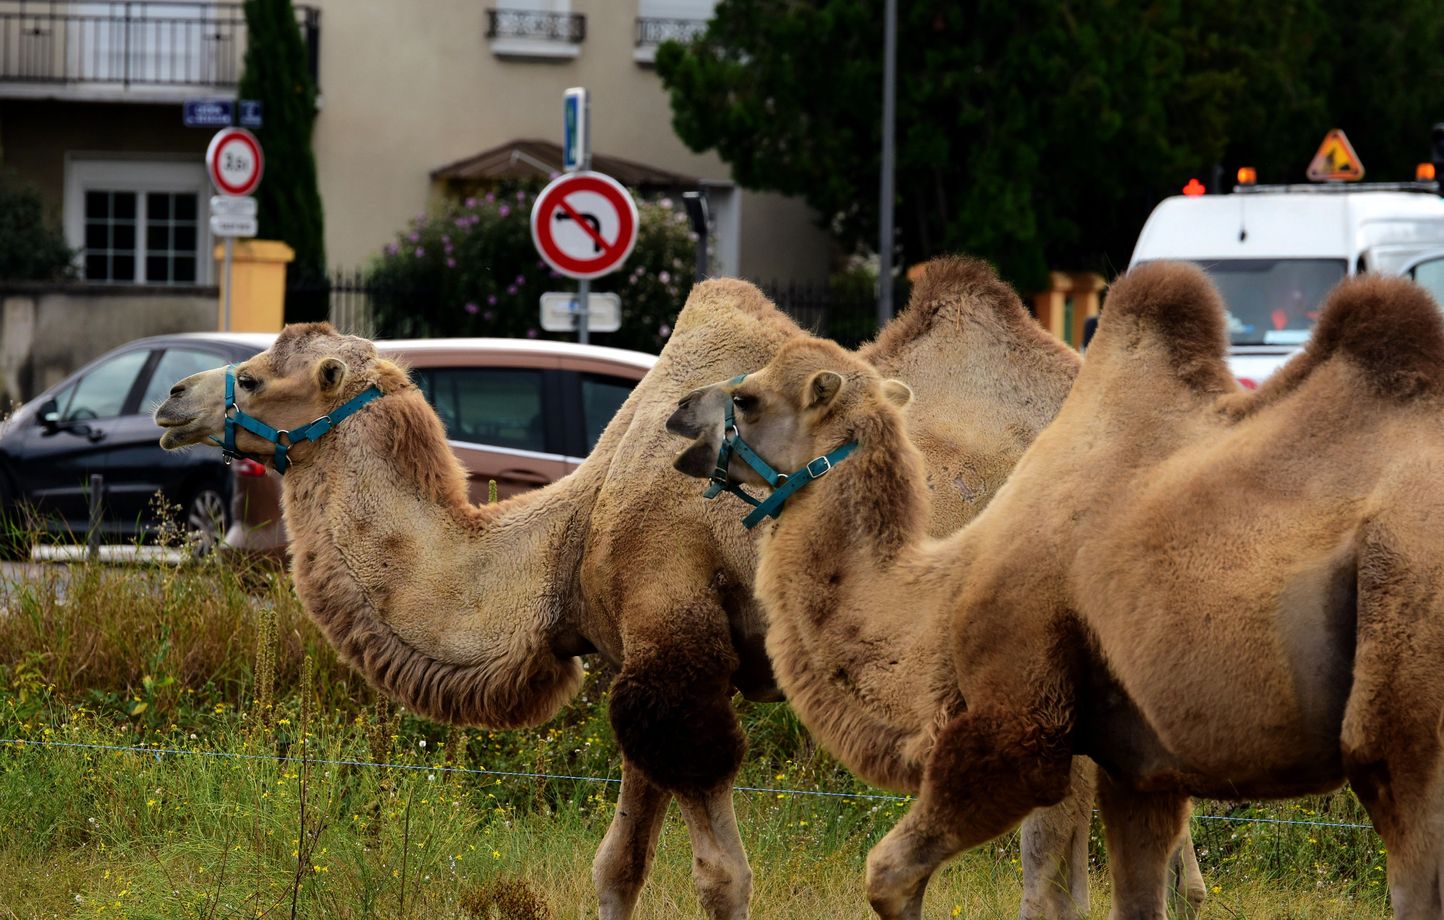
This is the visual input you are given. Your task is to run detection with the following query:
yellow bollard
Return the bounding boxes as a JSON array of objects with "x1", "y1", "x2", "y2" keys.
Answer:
[{"x1": 213, "y1": 239, "x2": 296, "y2": 333}]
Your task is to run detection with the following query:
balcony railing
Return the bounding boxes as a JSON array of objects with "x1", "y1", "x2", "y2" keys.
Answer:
[
  {"x1": 485, "y1": 8, "x2": 585, "y2": 44},
  {"x1": 0, "y1": 1, "x2": 320, "y2": 90},
  {"x1": 634, "y1": 16, "x2": 705, "y2": 47}
]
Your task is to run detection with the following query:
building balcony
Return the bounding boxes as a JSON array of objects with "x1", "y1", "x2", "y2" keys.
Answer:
[
  {"x1": 0, "y1": 1, "x2": 320, "y2": 103},
  {"x1": 633, "y1": 16, "x2": 705, "y2": 64},
  {"x1": 485, "y1": 7, "x2": 585, "y2": 60}
]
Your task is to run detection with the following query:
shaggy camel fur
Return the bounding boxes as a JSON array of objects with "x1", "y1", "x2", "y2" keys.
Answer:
[
  {"x1": 671, "y1": 261, "x2": 1444, "y2": 919},
  {"x1": 151, "y1": 266, "x2": 1115, "y2": 919}
]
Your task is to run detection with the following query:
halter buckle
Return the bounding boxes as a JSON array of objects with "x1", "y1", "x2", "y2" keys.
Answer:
[
  {"x1": 805, "y1": 456, "x2": 833, "y2": 478},
  {"x1": 275, "y1": 429, "x2": 292, "y2": 447}
]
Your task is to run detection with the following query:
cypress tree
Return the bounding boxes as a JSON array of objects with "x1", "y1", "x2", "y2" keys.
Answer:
[{"x1": 237, "y1": 0, "x2": 326, "y2": 322}]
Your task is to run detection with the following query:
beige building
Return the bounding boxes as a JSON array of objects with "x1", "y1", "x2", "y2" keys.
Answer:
[{"x1": 0, "y1": 0, "x2": 832, "y2": 287}]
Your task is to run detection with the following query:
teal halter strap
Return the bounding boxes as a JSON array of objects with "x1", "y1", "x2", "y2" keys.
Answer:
[
  {"x1": 700, "y1": 373, "x2": 859, "y2": 529},
  {"x1": 208, "y1": 365, "x2": 383, "y2": 475}
]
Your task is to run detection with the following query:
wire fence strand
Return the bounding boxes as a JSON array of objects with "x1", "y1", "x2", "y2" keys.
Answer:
[{"x1": 0, "y1": 737, "x2": 1377, "y2": 830}]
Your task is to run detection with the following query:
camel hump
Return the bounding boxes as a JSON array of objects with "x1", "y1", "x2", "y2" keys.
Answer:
[
  {"x1": 1307, "y1": 274, "x2": 1444, "y2": 399},
  {"x1": 671, "y1": 277, "x2": 785, "y2": 334},
  {"x1": 866, "y1": 256, "x2": 1033, "y2": 359},
  {"x1": 1102, "y1": 261, "x2": 1231, "y2": 391}
]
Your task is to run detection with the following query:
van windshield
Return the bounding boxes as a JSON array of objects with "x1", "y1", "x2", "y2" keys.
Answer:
[{"x1": 1187, "y1": 258, "x2": 1348, "y2": 346}]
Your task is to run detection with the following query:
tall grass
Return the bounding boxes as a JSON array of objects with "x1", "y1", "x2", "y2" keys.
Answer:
[{"x1": 0, "y1": 556, "x2": 1391, "y2": 918}]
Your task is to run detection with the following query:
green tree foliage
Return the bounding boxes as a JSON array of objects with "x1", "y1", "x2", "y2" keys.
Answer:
[
  {"x1": 658, "y1": 0, "x2": 1439, "y2": 292},
  {"x1": 237, "y1": 0, "x2": 326, "y2": 320},
  {"x1": 0, "y1": 171, "x2": 74, "y2": 282},
  {"x1": 365, "y1": 187, "x2": 698, "y2": 353}
]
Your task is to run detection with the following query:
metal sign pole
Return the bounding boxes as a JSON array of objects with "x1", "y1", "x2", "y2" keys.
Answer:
[
  {"x1": 575, "y1": 90, "x2": 591, "y2": 345},
  {"x1": 577, "y1": 278, "x2": 590, "y2": 345},
  {"x1": 222, "y1": 236, "x2": 235, "y2": 331}
]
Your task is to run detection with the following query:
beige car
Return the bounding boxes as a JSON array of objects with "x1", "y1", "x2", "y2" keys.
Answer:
[{"x1": 224, "y1": 338, "x2": 656, "y2": 556}]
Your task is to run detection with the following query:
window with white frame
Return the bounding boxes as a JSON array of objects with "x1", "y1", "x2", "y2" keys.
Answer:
[
  {"x1": 66, "y1": 159, "x2": 210, "y2": 285},
  {"x1": 486, "y1": 0, "x2": 583, "y2": 59},
  {"x1": 635, "y1": 0, "x2": 715, "y2": 62}
]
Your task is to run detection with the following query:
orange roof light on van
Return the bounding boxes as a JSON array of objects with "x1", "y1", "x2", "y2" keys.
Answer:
[
  {"x1": 1417, "y1": 162, "x2": 1436, "y2": 181},
  {"x1": 1182, "y1": 178, "x2": 1206, "y2": 197},
  {"x1": 1237, "y1": 167, "x2": 1257, "y2": 186}
]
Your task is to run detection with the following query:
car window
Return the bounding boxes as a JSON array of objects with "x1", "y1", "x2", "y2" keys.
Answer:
[
  {"x1": 411, "y1": 367, "x2": 547, "y2": 453},
  {"x1": 63, "y1": 350, "x2": 152, "y2": 421},
  {"x1": 580, "y1": 374, "x2": 635, "y2": 454},
  {"x1": 140, "y1": 348, "x2": 228, "y2": 412},
  {"x1": 1410, "y1": 257, "x2": 1444, "y2": 309}
]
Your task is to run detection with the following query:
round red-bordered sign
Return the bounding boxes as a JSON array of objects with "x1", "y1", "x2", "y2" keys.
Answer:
[
  {"x1": 206, "y1": 127, "x2": 264, "y2": 197},
  {"x1": 530, "y1": 171, "x2": 638, "y2": 280}
]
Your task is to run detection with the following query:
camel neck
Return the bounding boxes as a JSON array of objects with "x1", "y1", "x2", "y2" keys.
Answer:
[{"x1": 276, "y1": 387, "x2": 593, "y2": 728}]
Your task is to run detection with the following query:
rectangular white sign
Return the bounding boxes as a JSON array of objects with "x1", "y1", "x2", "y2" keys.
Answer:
[
  {"x1": 209, "y1": 214, "x2": 258, "y2": 238},
  {"x1": 540, "y1": 291, "x2": 621, "y2": 333},
  {"x1": 210, "y1": 195, "x2": 257, "y2": 218}
]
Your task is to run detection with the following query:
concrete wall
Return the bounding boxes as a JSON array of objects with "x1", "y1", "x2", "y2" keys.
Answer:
[{"x1": 0, "y1": 285, "x2": 216, "y2": 406}]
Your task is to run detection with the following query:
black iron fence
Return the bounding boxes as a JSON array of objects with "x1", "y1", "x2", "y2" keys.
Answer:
[
  {"x1": 485, "y1": 7, "x2": 585, "y2": 44},
  {"x1": 290, "y1": 270, "x2": 885, "y2": 350},
  {"x1": 0, "y1": 1, "x2": 320, "y2": 88},
  {"x1": 634, "y1": 16, "x2": 706, "y2": 47}
]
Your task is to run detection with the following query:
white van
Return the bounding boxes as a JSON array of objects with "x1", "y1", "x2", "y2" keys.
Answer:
[{"x1": 1129, "y1": 182, "x2": 1444, "y2": 385}]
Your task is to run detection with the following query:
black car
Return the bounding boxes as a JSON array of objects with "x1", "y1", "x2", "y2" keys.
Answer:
[{"x1": 0, "y1": 332, "x2": 272, "y2": 554}]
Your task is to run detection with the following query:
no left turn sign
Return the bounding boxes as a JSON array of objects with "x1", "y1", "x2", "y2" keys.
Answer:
[{"x1": 530, "y1": 171, "x2": 638, "y2": 280}]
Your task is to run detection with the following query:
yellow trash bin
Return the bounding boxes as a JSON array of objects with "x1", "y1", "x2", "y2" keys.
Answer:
[{"x1": 214, "y1": 239, "x2": 295, "y2": 332}]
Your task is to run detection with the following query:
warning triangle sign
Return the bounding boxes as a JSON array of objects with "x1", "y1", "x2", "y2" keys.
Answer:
[{"x1": 1306, "y1": 129, "x2": 1365, "y2": 182}]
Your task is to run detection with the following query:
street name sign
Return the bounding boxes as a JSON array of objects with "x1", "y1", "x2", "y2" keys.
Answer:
[
  {"x1": 238, "y1": 99, "x2": 263, "y2": 128},
  {"x1": 539, "y1": 291, "x2": 622, "y2": 333},
  {"x1": 563, "y1": 86, "x2": 590, "y2": 172},
  {"x1": 184, "y1": 99, "x2": 233, "y2": 127},
  {"x1": 530, "y1": 171, "x2": 638, "y2": 280},
  {"x1": 206, "y1": 127, "x2": 264, "y2": 197}
]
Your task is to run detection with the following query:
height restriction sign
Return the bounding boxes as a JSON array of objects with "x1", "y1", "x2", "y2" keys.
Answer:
[{"x1": 530, "y1": 171, "x2": 638, "y2": 280}]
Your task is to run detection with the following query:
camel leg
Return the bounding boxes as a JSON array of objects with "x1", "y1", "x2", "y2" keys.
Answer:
[
  {"x1": 593, "y1": 758, "x2": 673, "y2": 920},
  {"x1": 1018, "y1": 757, "x2": 1095, "y2": 920},
  {"x1": 866, "y1": 708, "x2": 1073, "y2": 920},
  {"x1": 608, "y1": 606, "x2": 750, "y2": 919},
  {"x1": 1166, "y1": 828, "x2": 1205, "y2": 920},
  {"x1": 674, "y1": 783, "x2": 753, "y2": 920},
  {"x1": 1342, "y1": 520, "x2": 1444, "y2": 920},
  {"x1": 1095, "y1": 772, "x2": 1191, "y2": 920}
]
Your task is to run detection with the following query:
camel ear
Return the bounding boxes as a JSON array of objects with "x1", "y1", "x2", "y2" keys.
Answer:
[
  {"x1": 316, "y1": 357, "x2": 348, "y2": 394},
  {"x1": 880, "y1": 379, "x2": 913, "y2": 408},
  {"x1": 807, "y1": 371, "x2": 843, "y2": 408}
]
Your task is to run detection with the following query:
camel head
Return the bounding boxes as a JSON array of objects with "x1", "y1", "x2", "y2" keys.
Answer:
[
  {"x1": 154, "y1": 322, "x2": 399, "y2": 465},
  {"x1": 668, "y1": 337, "x2": 913, "y2": 491}
]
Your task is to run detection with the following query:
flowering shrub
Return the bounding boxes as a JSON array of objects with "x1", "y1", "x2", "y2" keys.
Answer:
[{"x1": 365, "y1": 186, "x2": 698, "y2": 352}]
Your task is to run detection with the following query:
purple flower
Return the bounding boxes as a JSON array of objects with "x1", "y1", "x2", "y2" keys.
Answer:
[
  {"x1": 658, "y1": 270, "x2": 671, "y2": 284},
  {"x1": 482, "y1": 310, "x2": 495, "y2": 322},
  {"x1": 549, "y1": 270, "x2": 562, "y2": 279},
  {"x1": 516, "y1": 190, "x2": 526, "y2": 201},
  {"x1": 442, "y1": 235, "x2": 451, "y2": 245},
  {"x1": 454, "y1": 218, "x2": 469, "y2": 229},
  {"x1": 407, "y1": 232, "x2": 420, "y2": 243},
  {"x1": 547, "y1": 170, "x2": 560, "y2": 180},
  {"x1": 659, "y1": 323, "x2": 672, "y2": 338},
  {"x1": 506, "y1": 285, "x2": 518, "y2": 295},
  {"x1": 487, "y1": 294, "x2": 498, "y2": 306},
  {"x1": 514, "y1": 274, "x2": 525, "y2": 285},
  {"x1": 464, "y1": 302, "x2": 479, "y2": 314},
  {"x1": 498, "y1": 204, "x2": 511, "y2": 218},
  {"x1": 384, "y1": 242, "x2": 399, "y2": 257},
  {"x1": 446, "y1": 257, "x2": 457, "y2": 268},
  {"x1": 526, "y1": 328, "x2": 538, "y2": 339},
  {"x1": 464, "y1": 197, "x2": 478, "y2": 208},
  {"x1": 536, "y1": 259, "x2": 546, "y2": 269},
  {"x1": 484, "y1": 192, "x2": 495, "y2": 203},
  {"x1": 414, "y1": 246, "x2": 425, "y2": 257}
]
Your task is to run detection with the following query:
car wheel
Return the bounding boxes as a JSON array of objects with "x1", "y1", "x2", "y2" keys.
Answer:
[{"x1": 184, "y1": 485, "x2": 230, "y2": 556}]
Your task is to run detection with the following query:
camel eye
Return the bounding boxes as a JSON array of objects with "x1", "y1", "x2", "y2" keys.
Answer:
[
  {"x1": 237, "y1": 375, "x2": 259, "y2": 393},
  {"x1": 732, "y1": 393, "x2": 757, "y2": 412}
]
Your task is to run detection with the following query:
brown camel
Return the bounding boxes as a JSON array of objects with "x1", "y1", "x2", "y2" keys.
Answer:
[
  {"x1": 152, "y1": 264, "x2": 1175, "y2": 918},
  {"x1": 669, "y1": 261, "x2": 1444, "y2": 919}
]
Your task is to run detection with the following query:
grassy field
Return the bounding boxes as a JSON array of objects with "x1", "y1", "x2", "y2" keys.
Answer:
[{"x1": 0, "y1": 556, "x2": 1393, "y2": 919}]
